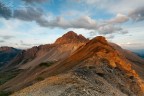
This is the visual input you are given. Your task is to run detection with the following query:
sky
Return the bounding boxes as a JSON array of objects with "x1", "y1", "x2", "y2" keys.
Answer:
[{"x1": 0, "y1": 0, "x2": 144, "y2": 50}]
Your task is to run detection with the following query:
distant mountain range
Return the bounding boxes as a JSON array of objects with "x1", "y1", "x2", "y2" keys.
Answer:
[
  {"x1": 0, "y1": 31, "x2": 144, "y2": 96},
  {"x1": 0, "y1": 47, "x2": 21, "y2": 68},
  {"x1": 132, "y1": 49, "x2": 144, "y2": 58}
]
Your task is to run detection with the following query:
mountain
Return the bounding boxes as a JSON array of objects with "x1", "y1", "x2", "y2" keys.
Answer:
[
  {"x1": 138, "y1": 54, "x2": 144, "y2": 58},
  {"x1": 133, "y1": 49, "x2": 144, "y2": 58},
  {"x1": 0, "y1": 32, "x2": 144, "y2": 96},
  {"x1": 3, "y1": 31, "x2": 89, "y2": 70},
  {"x1": 0, "y1": 47, "x2": 21, "y2": 68},
  {"x1": 55, "y1": 31, "x2": 88, "y2": 44},
  {"x1": 110, "y1": 43, "x2": 144, "y2": 80},
  {"x1": 0, "y1": 31, "x2": 89, "y2": 92}
]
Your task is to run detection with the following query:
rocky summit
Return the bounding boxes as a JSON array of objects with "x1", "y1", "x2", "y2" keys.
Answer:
[
  {"x1": 0, "y1": 31, "x2": 144, "y2": 96},
  {"x1": 55, "y1": 31, "x2": 89, "y2": 44}
]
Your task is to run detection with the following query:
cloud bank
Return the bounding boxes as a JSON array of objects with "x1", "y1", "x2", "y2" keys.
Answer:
[
  {"x1": 0, "y1": 0, "x2": 144, "y2": 37},
  {"x1": 22, "y1": 0, "x2": 47, "y2": 4},
  {"x1": 0, "y1": 1, "x2": 12, "y2": 19}
]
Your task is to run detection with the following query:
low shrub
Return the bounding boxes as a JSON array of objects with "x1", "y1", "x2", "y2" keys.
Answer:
[
  {"x1": 0, "y1": 91, "x2": 11, "y2": 96},
  {"x1": 39, "y1": 61, "x2": 56, "y2": 67},
  {"x1": 36, "y1": 77, "x2": 44, "y2": 81}
]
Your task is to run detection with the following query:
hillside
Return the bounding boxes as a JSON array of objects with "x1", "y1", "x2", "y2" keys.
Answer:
[
  {"x1": 0, "y1": 31, "x2": 89, "y2": 93},
  {"x1": 9, "y1": 34, "x2": 144, "y2": 96}
]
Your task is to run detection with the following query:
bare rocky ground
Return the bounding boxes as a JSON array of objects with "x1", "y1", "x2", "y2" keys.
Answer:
[
  {"x1": 12, "y1": 60, "x2": 142, "y2": 96},
  {"x1": 12, "y1": 73, "x2": 126, "y2": 96}
]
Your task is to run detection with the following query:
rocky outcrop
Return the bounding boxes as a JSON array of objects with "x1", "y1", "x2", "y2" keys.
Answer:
[{"x1": 110, "y1": 43, "x2": 144, "y2": 80}]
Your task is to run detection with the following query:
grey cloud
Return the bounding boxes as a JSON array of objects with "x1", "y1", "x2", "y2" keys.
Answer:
[
  {"x1": 98, "y1": 24, "x2": 122, "y2": 35},
  {"x1": 106, "y1": 35, "x2": 114, "y2": 39},
  {"x1": 12, "y1": 6, "x2": 127, "y2": 36},
  {"x1": 20, "y1": 40, "x2": 24, "y2": 44},
  {"x1": 0, "y1": 36, "x2": 14, "y2": 40},
  {"x1": 108, "y1": 14, "x2": 129, "y2": 24},
  {"x1": 22, "y1": 0, "x2": 47, "y2": 4},
  {"x1": 88, "y1": 24, "x2": 127, "y2": 38},
  {"x1": 14, "y1": 7, "x2": 43, "y2": 22},
  {"x1": 13, "y1": 6, "x2": 97, "y2": 29},
  {"x1": 129, "y1": 7, "x2": 144, "y2": 21},
  {"x1": 0, "y1": 40, "x2": 5, "y2": 43},
  {"x1": 20, "y1": 40, "x2": 33, "y2": 46},
  {"x1": 20, "y1": 40, "x2": 40, "y2": 47},
  {"x1": 120, "y1": 30, "x2": 128, "y2": 34},
  {"x1": 0, "y1": 1, "x2": 12, "y2": 19},
  {"x1": 49, "y1": 16, "x2": 97, "y2": 29},
  {"x1": 14, "y1": 7, "x2": 126, "y2": 36},
  {"x1": 31, "y1": 15, "x2": 97, "y2": 30}
]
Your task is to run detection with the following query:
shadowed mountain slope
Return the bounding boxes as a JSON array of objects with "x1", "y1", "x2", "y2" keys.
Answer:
[{"x1": 0, "y1": 47, "x2": 21, "y2": 68}]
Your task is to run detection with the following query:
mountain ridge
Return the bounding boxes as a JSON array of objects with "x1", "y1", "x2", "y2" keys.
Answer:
[
  {"x1": 0, "y1": 31, "x2": 144, "y2": 96},
  {"x1": 11, "y1": 34, "x2": 144, "y2": 96}
]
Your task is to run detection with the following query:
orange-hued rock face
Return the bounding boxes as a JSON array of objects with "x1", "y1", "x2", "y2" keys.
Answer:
[{"x1": 47, "y1": 35, "x2": 144, "y2": 95}]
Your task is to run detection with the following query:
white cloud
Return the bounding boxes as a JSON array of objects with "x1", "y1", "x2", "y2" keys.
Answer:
[
  {"x1": 108, "y1": 13, "x2": 129, "y2": 24},
  {"x1": 0, "y1": 18, "x2": 61, "y2": 48},
  {"x1": 81, "y1": 0, "x2": 144, "y2": 14}
]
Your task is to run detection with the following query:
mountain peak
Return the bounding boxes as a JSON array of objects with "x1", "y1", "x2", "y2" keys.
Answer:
[
  {"x1": 55, "y1": 31, "x2": 89, "y2": 44},
  {"x1": 88, "y1": 36, "x2": 108, "y2": 45},
  {"x1": 63, "y1": 31, "x2": 77, "y2": 36},
  {"x1": 94, "y1": 36, "x2": 107, "y2": 43}
]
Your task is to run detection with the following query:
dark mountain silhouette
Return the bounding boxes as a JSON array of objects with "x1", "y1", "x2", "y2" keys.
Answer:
[
  {"x1": 0, "y1": 47, "x2": 21, "y2": 68},
  {"x1": 133, "y1": 49, "x2": 144, "y2": 58}
]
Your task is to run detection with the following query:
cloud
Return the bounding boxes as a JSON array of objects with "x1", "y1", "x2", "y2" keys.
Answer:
[
  {"x1": 0, "y1": 0, "x2": 130, "y2": 37},
  {"x1": 0, "y1": 1, "x2": 12, "y2": 19},
  {"x1": 14, "y1": 10, "x2": 98, "y2": 30},
  {"x1": 20, "y1": 40, "x2": 32, "y2": 46},
  {"x1": 120, "y1": 30, "x2": 128, "y2": 34},
  {"x1": 0, "y1": 40, "x2": 5, "y2": 43},
  {"x1": 22, "y1": 0, "x2": 47, "y2": 4},
  {"x1": 20, "y1": 40, "x2": 41, "y2": 47},
  {"x1": 13, "y1": 7, "x2": 127, "y2": 36},
  {"x1": 106, "y1": 35, "x2": 114, "y2": 39},
  {"x1": 0, "y1": 35, "x2": 14, "y2": 40},
  {"x1": 108, "y1": 13, "x2": 129, "y2": 24},
  {"x1": 46, "y1": 16, "x2": 97, "y2": 29},
  {"x1": 13, "y1": 7, "x2": 43, "y2": 22},
  {"x1": 98, "y1": 24, "x2": 122, "y2": 35},
  {"x1": 129, "y1": 7, "x2": 144, "y2": 22},
  {"x1": 120, "y1": 42, "x2": 144, "y2": 50}
]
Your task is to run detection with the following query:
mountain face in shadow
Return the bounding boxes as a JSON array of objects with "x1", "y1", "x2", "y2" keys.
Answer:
[
  {"x1": 133, "y1": 49, "x2": 144, "y2": 58},
  {"x1": 0, "y1": 31, "x2": 144, "y2": 96},
  {"x1": 0, "y1": 47, "x2": 21, "y2": 68}
]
